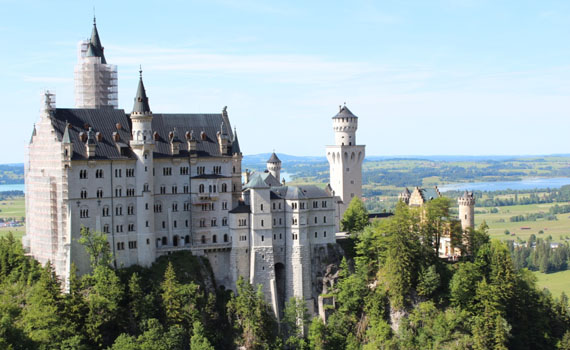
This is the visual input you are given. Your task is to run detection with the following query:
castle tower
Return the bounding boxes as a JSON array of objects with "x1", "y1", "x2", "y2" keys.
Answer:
[
  {"x1": 129, "y1": 69, "x2": 156, "y2": 266},
  {"x1": 245, "y1": 175, "x2": 279, "y2": 317},
  {"x1": 325, "y1": 105, "x2": 366, "y2": 217},
  {"x1": 267, "y1": 152, "x2": 282, "y2": 183},
  {"x1": 74, "y1": 17, "x2": 118, "y2": 109},
  {"x1": 231, "y1": 128, "x2": 243, "y2": 208},
  {"x1": 458, "y1": 191, "x2": 475, "y2": 232},
  {"x1": 399, "y1": 187, "x2": 411, "y2": 205}
]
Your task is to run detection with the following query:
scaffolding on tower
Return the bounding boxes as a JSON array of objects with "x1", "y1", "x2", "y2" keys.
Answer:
[{"x1": 74, "y1": 40, "x2": 118, "y2": 109}]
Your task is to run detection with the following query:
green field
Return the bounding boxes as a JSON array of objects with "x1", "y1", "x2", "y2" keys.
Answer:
[
  {"x1": 0, "y1": 196, "x2": 25, "y2": 240},
  {"x1": 534, "y1": 270, "x2": 570, "y2": 299},
  {"x1": 475, "y1": 202, "x2": 570, "y2": 243}
]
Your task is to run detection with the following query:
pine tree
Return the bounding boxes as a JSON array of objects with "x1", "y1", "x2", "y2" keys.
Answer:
[
  {"x1": 161, "y1": 262, "x2": 183, "y2": 326},
  {"x1": 190, "y1": 321, "x2": 214, "y2": 350}
]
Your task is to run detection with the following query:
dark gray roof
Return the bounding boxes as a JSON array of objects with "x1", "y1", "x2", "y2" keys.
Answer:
[
  {"x1": 151, "y1": 113, "x2": 236, "y2": 158},
  {"x1": 267, "y1": 152, "x2": 281, "y2": 163},
  {"x1": 132, "y1": 74, "x2": 151, "y2": 114},
  {"x1": 191, "y1": 174, "x2": 230, "y2": 179},
  {"x1": 270, "y1": 185, "x2": 330, "y2": 200},
  {"x1": 229, "y1": 202, "x2": 250, "y2": 214},
  {"x1": 333, "y1": 105, "x2": 357, "y2": 119},
  {"x1": 89, "y1": 19, "x2": 107, "y2": 64},
  {"x1": 49, "y1": 108, "x2": 135, "y2": 160}
]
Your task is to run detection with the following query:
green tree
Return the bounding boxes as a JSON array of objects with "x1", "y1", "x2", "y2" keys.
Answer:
[
  {"x1": 190, "y1": 321, "x2": 214, "y2": 350},
  {"x1": 282, "y1": 297, "x2": 309, "y2": 349},
  {"x1": 341, "y1": 197, "x2": 369, "y2": 234},
  {"x1": 308, "y1": 317, "x2": 327, "y2": 350},
  {"x1": 416, "y1": 265, "x2": 440, "y2": 298},
  {"x1": 161, "y1": 262, "x2": 184, "y2": 326},
  {"x1": 78, "y1": 226, "x2": 111, "y2": 268}
]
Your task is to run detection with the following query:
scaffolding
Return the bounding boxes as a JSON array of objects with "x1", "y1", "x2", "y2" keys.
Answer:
[{"x1": 74, "y1": 40, "x2": 118, "y2": 109}]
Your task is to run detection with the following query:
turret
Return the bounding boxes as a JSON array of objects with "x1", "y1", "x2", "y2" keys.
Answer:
[
  {"x1": 217, "y1": 121, "x2": 230, "y2": 155},
  {"x1": 170, "y1": 128, "x2": 181, "y2": 155},
  {"x1": 332, "y1": 105, "x2": 358, "y2": 146},
  {"x1": 130, "y1": 68, "x2": 153, "y2": 145},
  {"x1": 458, "y1": 191, "x2": 475, "y2": 231},
  {"x1": 399, "y1": 187, "x2": 411, "y2": 205},
  {"x1": 266, "y1": 152, "x2": 281, "y2": 183},
  {"x1": 85, "y1": 127, "x2": 96, "y2": 158}
]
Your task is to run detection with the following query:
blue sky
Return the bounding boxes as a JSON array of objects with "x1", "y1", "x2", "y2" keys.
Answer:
[{"x1": 1, "y1": 0, "x2": 570, "y2": 163}]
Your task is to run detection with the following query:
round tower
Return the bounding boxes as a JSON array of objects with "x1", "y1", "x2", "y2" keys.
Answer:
[
  {"x1": 458, "y1": 190, "x2": 475, "y2": 231},
  {"x1": 333, "y1": 105, "x2": 358, "y2": 146},
  {"x1": 266, "y1": 152, "x2": 281, "y2": 183}
]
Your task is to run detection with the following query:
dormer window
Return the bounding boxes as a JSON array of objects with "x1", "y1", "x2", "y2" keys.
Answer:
[
  {"x1": 200, "y1": 131, "x2": 207, "y2": 141},
  {"x1": 153, "y1": 132, "x2": 159, "y2": 141}
]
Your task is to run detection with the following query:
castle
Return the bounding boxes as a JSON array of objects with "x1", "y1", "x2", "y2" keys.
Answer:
[
  {"x1": 399, "y1": 186, "x2": 475, "y2": 258},
  {"x1": 23, "y1": 19, "x2": 365, "y2": 316}
]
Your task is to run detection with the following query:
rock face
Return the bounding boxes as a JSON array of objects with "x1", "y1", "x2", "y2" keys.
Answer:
[{"x1": 310, "y1": 243, "x2": 344, "y2": 313}]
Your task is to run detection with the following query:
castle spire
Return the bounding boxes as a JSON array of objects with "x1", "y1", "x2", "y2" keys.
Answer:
[
  {"x1": 89, "y1": 16, "x2": 106, "y2": 64},
  {"x1": 132, "y1": 68, "x2": 151, "y2": 114}
]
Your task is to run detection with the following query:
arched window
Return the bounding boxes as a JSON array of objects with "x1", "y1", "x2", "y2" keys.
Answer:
[
  {"x1": 224, "y1": 234, "x2": 228, "y2": 242},
  {"x1": 199, "y1": 184, "x2": 204, "y2": 193},
  {"x1": 213, "y1": 235, "x2": 217, "y2": 243},
  {"x1": 222, "y1": 183, "x2": 227, "y2": 192}
]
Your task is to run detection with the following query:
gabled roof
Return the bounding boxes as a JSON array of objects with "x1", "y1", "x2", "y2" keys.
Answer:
[
  {"x1": 229, "y1": 202, "x2": 251, "y2": 214},
  {"x1": 89, "y1": 18, "x2": 107, "y2": 64},
  {"x1": 333, "y1": 105, "x2": 357, "y2": 119},
  {"x1": 243, "y1": 173, "x2": 270, "y2": 189},
  {"x1": 269, "y1": 185, "x2": 330, "y2": 200}
]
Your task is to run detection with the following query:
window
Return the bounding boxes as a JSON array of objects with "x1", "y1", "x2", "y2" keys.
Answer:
[
  {"x1": 261, "y1": 235, "x2": 264, "y2": 242},
  {"x1": 199, "y1": 184, "x2": 205, "y2": 193},
  {"x1": 128, "y1": 223, "x2": 135, "y2": 231},
  {"x1": 323, "y1": 216, "x2": 327, "y2": 223},
  {"x1": 313, "y1": 201, "x2": 318, "y2": 208},
  {"x1": 162, "y1": 237, "x2": 167, "y2": 245},
  {"x1": 180, "y1": 166, "x2": 189, "y2": 175},
  {"x1": 197, "y1": 166, "x2": 205, "y2": 175},
  {"x1": 115, "y1": 206, "x2": 123, "y2": 216},
  {"x1": 95, "y1": 169, "x2": 103, "y2": 178},
  {"x1": 273, "y1": 218, "x2": 276, "y2": 226},
  {"x1": 279, "y1": 233, "x2": 282, "y2": 239},
  {"x1": 173, "y1": 220, "x2": 177, "y2": 228},
  {"x1": 213, "y1": 166, "x2": 221, "y2": 174},
  {"x1": 144, "y1": 183, "x2": 149, "y2": 192},
  {"x1": 96, "y1": 189, "x2": 103, "y2": 198},
  {"x1": 160, "y1": 186, "x2": 166, "y2": 194},
  {"x1": 213, "y1": 235, "x2": 217, "y2": 243},
  {"x1": 261, "y1": 220, "x2": 264, "y2": 227},
  {"x1": 238, "y1": 218, "x2": 247, "y2": 227},
  {"x1": 292, "y1": 234, "x2": 298, "y2": 240},
  {"x1": 200, "y1": 219, "x2": 206, "y2": 227},
  {"x1": 222, "y1": 217, "x2": 228, "y2": 226},
  {"x1": 183, "y1": 185, "x2": 189, "y2": 193},
  {"x1": 102, "y1": 206, "x2": 109, "y2": 217},
  {"x1": 115, "y1": 187, "x2": 122, "y2": 197},
  {"x1": 324, "y1": 231, "x2": 327, "y2": 237},
  {"x1": 117, "y1": 242, "x2": 125, "y2": 250},
  {"x1": 185, "y1": 235, "x2": 190, "y2": 244},
  {"x1": 162, "y1": 221, "x2": 166, "y2": 229},
  {"x1": 273, "y1": 203, "x2": 276, "y2": 210},
  {"x1": 184, "y1": 202, "x2": 190, "y2": 211},
  {"x1": 201, "y1": 235, "x2": 206, "y2": 244},
  {"x1": 146, "y1": 221, "x2": 149, "y2": 227},
  {"x1": 128, "y1": 205, "x2": 134, "y2": 215},
  {"x1": 128, "y1": 241, "x2": 137, "y2": 249},
  {"x1": 116, "y1": 225, "x2": 123, "y2": 233},
  {"x1": 103, "y1": 224, "x2": 110, "y2": 233},
  {"x1": 127, "y1": 188, "x2": 135, "y2": 197},
  {"x1": 239, "y1": 235, "x2": 247, "y2": 242},
  {"x1": 221, "y1": 183, "x2": 227, "y2": 192},
  {"x1": 279, "y1": 203, "x2": 282, "y2": 209},
  {"x1": 322, "y1": 200, "x2": 327, "y2": 208},
  {"x1": 79, "y1": 169, "x2": 88, "y2": 179},
  {"x1": 211, "y1": 218, "x2": 217, "y2": 227},
  {"x1": 172, "y1": 186, "x2": 177, "y2": 194},
  {"x1": 292, "y1": 217, "x2": 298, "y2": 225},
  {"x1": 126, "y1": 169, "x2": 135, "y2": 177},
  {"x1": 314, "y1": 217, "x2": 317, "y2": 224},
  {"x1": 115, "y1": 169, "x2": 122, "y2": 178},
  {"x1": 209, "y1": 185, "x2": 212, "y2": 193},
  {"x1": 300, "y1": 202, "x2": 305, "y2": 209},
  {"x1": 172, "y1": 202, "x2": 178, "y2": 212},
  {"x1": 224, "y1": 234, "x2": 228, "y2": 242},
  {"x1": 292, "y1": 202, "x2": 297, "y2": 210},
  {"x1": 185, "y1": 220, "x2": 189, "y2": 227},
  {"x1": 222, "y1": 201, "x2": 228, "y2": 210},
  {"x1": 80, "y1": 189, "x2": 87, "y2": 199},
  {"x1": 163, "y1": 167, "x2": 172, "y2": 176},
  {"x1": 279, "y1": 218, "x2": 282, "y2": 225},
  {"x1": 315, "y1": 232, "x2": 317, "y2": 238},
  {"x1": 154, "y1": 203, "x2": 162, "y2": 213}
]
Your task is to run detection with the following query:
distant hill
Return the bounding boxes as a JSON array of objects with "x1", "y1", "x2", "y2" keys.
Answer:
[{"x1": 0, "y1": 163, "x2": 24, "y2": 185}]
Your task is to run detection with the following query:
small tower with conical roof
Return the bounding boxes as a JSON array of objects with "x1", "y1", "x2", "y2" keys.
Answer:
[
  {"x1": 231, "y1": 127, "x2": 243, "y2": 207},
  {"x1": 458, "y1": 191, "x2": 475, "y2": 232},
  {"x1": 325, "y1": 105, "x2": 366, "y2": 218},
  {"x1": 74, "y1": 17, "x2": 118, "y2": 109},
  {"x1": 267, "y1": 152, "x2": 282, "y2": 183},
  {"x1": 129, "y1": 69, "x2": 155, "y2": 267}
]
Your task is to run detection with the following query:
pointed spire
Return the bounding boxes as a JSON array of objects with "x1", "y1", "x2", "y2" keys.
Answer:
[
  {"x1": 267, "y1": 152, "x2": 281, "y2": 164},
  {"x1": 132, "y1": 68, "x2": 151, "y2": 114},
  {"x1": 62, "y1": 122, "x2": 71, "y2": 143},
  {"x1": 89, "y1": 16, "x2": 106, "y2": 64},
  {"x1": 231, "y1": 127, "x2": 241, "y2": 154}
]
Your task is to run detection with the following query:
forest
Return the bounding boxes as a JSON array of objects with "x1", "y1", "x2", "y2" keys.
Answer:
[{"x1": 1, "y1": 198, "x2": 570, "y2": 349}]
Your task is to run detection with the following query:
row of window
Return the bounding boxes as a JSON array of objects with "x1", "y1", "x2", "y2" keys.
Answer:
[
  {"x1": 198, "y1": 183, "x2": 228, "y2": 193},
  {"x1": 198, "y1": 218, "x2": 229, "y2": 227},
  {"x1": 116, "y1": 241, "x2": 138, "y2": 251},
  {"x1": 79, "y1": 164, "x2": 229, "y2": 180}
]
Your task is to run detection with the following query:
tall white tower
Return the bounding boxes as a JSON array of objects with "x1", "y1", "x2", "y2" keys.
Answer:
[
  {"x1": 325, "y1": 105, "x2": 365, "y2": 218},
  {"x1": 74, "y1": 17, "x2": 118, "y2": 109},
  {"x1": 129, "y1": 69, "x2": 156, "y2": 266}
]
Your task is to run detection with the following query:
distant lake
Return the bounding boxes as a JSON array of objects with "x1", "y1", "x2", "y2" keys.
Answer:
[
  {"x1": 439, "y1": 177, "x2": 570, "y2": 192},
  {"x1": 0, "y1": 184, "x2": 24, "y2": 192}
]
